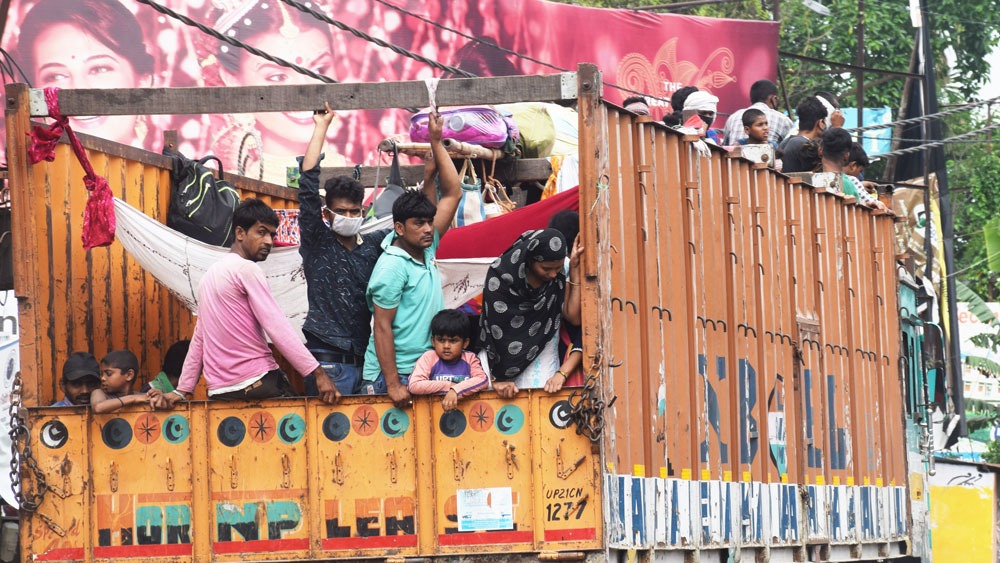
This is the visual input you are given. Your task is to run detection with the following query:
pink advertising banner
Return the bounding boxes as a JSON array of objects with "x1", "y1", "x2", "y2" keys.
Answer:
[{"x1": 1, "y1": 0, "x2": 777, "y2": 184}]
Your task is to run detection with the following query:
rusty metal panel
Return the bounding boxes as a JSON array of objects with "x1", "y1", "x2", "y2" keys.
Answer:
[
  {"x1": 784, "y1": 178, "x2": 831, "y2": 542},
  {"x1": 645, "y1": 127, "x2": 699, "y2": 550},
  {"x1": 649, "y1": 130, "x2": 697, "y2": 484},
  {"x1": 721, "y1": 157, "x2": 768, "y2": 548},
  {"x1": 205, "y1": 402, "x2": 311, "y2": 560},
  {"x1": 603, "y1": 110, "x2": 649, "y2": 479},
  {"x1": 812, "y1": 190, "x2": 858, "y2": 544},
  {"x1": 22, "y1": 392, "x2": 602, "y2": 561},
  {"x1": 21, "y1": 409, "x2": 91, "y2": 562},
  {"x1": 309, "y1": 401, "x2": 418, "y2": 557},
  {"x1": 874, "y1": 215, "x2": 907, "y2": 492},
  {"x1": 428, "y1": 398, "x2": 534, "y2": 553},
  {"x1": 91, "y1": 409, "x2": 196, "y2": 561},
  {"x1": 841, "y1": 204, "x2": 877, "y2": 500},
  {"x1": 683, "y1": 143, "x2": 736, "y2": 548},
  {"x1": 750, "y1": 170, "x2": 801, "y2": 546}
]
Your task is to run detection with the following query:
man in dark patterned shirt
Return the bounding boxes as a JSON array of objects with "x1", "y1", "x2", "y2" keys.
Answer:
[{"x1": 298, "y1": 102, "x2": 447, "y2": 395}]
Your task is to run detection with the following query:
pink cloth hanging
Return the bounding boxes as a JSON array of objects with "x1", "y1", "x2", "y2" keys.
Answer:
[{"x1": 27, "y1": 87, "x2": 115, "y2": 250}]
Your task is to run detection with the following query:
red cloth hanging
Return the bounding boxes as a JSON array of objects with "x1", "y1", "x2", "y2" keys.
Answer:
[{"x1": 27, "y1": 87, "x2": 115, "y2": 250}]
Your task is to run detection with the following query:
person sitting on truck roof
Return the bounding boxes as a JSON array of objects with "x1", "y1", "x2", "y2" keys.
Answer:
[
  {"x1": 362, "y1": 120, "x2": 462, "y2": 407},
  {"x1": 845, "y1": 142, "x2": 870, "y2": 180},
  {"x1": 739, "y1": 109, "x2": 775, "y2": 148},
  {"x1": 778, "y1": 97, "x2": 829, "y2": 174},
  {"x1": 90, "y1": 350, "x2": 149, "y2": 414},
  {"x1": 51, "y1": 352, "x2": 101, "y2": 407},
  {"x1": 819, "y1": 128, "x2": 887, "y2": 211},
  {"x1": 297, "y1": 102, "x2": 394, "y2": 397},
  {"x1": 407, "y1": 309, "x2": 488, "y2": 410},
  {"x1": 158, "y1": 199, "x2": 341, "y2": 408},
  {"x1": 622, "y1": 96, "x2": 651, "y2": 116},
  {"x1": 721, "y1": 79, "x2": 794, "y2": 146},
  {"x1": 479, "y1": 228, "x2": 583, "y2": 399},
  {"x1": 663, "y1": 86, "x2": 698, "y2": 127},
  {"x1": 680, "y1": 91, "x2": 722, "y2": 144}
]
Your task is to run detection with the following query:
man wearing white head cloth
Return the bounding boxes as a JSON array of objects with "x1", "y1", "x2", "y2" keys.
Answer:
[
  {"x1": 814, "y1": 92, "x2": 845, "y2": 129},
  {"x1": 681, "y1": 90, "x2": 722, "y2": 144}
]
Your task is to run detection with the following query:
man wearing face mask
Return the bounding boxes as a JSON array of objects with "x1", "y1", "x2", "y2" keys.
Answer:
[{"x1": 297, "y1": 101, "x2": 393, "y2": 396}]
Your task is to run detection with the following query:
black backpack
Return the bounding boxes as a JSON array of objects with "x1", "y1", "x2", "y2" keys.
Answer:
[{"x1": 164, "y1": 150, "x2": 240, "y2": 247}]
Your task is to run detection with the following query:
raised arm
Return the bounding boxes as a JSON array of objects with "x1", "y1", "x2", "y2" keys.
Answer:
[
  {"x1": 562, "y1": 235, "x2": 584, "y2": 326},
  {"x1": 428, "y1": 112, "x2": 461, "y2": 237},
  {"x1": 298, "y1": 103, "x2": 336, "y2": 242},
  {"x1": 303, "y1": 102, "x2": 334, "y2": 171},
  {"x1": 421, "y1": 150, "x2": 439, "y2": 205}
]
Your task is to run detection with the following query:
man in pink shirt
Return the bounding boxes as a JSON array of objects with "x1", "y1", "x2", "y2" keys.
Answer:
[{"x1": 159, "y1": 198, "x2": 340, "y2": 406}]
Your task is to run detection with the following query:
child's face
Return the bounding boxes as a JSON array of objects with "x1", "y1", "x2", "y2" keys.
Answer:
[
  {"x1": 844, "y1": 161, "x2": 865, "y2": 178},
  {"x1": 432, "y1": 335, "x2": 469, "y2": 363},
  {"x1": 100, "y1": 364, "x2": 134, "y2": 394},
  {"x1": 745, "y1": 115, "x2": 769, "y2": 143}
]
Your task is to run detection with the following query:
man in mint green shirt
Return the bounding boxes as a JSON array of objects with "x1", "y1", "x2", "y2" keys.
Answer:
[{"x1": 362, "y1": 112, "x2": 461, "y2": 407}]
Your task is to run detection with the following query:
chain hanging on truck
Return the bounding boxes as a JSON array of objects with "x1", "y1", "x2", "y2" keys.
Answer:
[
  {"x1": 8, "y1": 371, "x2": 48, "y2": 512},
  {"x1": 566, "y1": 357, "x2": 615, "y2": 443}
]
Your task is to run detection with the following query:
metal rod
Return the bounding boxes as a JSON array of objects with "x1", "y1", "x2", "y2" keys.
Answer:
[
  {"x1": 856, "y1": 0, "x2": 865, "y2": 142},
  {"x1": 779, "y1": 51, "x2": 924, "y2": 79}
]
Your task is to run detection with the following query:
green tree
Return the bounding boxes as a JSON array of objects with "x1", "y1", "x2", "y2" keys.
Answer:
[
  {"x1": 982, "y1": 438, "x2": 1000, "y2": 464},
  {"x1": 951, "y1": 148, "x2": 1000, "y2": 300}
]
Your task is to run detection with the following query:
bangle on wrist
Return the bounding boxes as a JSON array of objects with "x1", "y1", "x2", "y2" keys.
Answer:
[
  {"x1": 171, "y1": 389, "x2": 186, "y2": 401},
  {"x1": 117, "y1": 396, "x2": 125, "y2": 407},
  {"x1": 556, "y1": 370, "x2": 568, "y2": 380}
]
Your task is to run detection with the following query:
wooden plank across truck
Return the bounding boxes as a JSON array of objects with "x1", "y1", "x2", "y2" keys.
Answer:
[{"x1": 4, "y1": 65, "x2": 924, "y2": 562}]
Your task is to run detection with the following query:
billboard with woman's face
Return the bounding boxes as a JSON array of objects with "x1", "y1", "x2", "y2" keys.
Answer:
[{"x1": 0, "y1": 0, "x2": 777, "y2": 184}]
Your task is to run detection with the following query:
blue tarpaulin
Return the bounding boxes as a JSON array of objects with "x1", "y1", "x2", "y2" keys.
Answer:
[{"x1": 840, "y1": 107, "x2": 893, "y2": 157}]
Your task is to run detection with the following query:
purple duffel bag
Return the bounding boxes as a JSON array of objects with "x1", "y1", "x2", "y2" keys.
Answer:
[{"x1": 410, "y1": 106, "x2": 519, "y2": 149}]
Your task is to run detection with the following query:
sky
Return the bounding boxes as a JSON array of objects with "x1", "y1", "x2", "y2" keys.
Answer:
[{"x1": 985, "y1": 47, "x2": 1000, "y2": 100}]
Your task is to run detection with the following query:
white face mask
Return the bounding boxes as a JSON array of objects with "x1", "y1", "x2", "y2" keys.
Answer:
[{"x1": 330, "y1": 213, "x2": 363, "y2": 237}]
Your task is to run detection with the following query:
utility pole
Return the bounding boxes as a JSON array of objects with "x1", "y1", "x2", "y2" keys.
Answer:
[
  {"x1": 856, "y1": 0, "x2": 865, "y2": 141},
  {"x1": 918, "y1": 0, "x2": 967, "y2": 437}
]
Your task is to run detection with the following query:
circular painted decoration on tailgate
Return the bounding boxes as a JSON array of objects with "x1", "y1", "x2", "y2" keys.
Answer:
[
  {"x1": 439, "y1": 410, "x2": 467, "y2": 438},
  {"x1": 495, "y1": 405, "x2": 524, "y2": 435},
  {"x1": 322, "y1": 412, "x2": 350, "y2": 442},
  {"x1": 40, "y1": 420, "x2": 68, "y2": 449},
  {"x1": 277, "y1": 413, "x2": 305, "y2": 444},
  {"x1": 162, "y1": 415, "x2": 189, "y2": 444},
  {"x1": 468, "y1": 402, "x2": 494, "y2": 432},
  {"x1": 352, "y1": 405, "x2": 378, "y2": 437},
  {"x1": 217, "y1": 416, "x2": 246, "y2": 447},
  {"x1": 380, "y1": 408, "x2": 409, "y2": 438},
  {"x1": 549, "y1": 400, "x2": 573, "y2": 429},
  {"x1": 249, "y1": 411, "x2": 276, "y2": 443},
  {"x1": 133, "y1": 413, "x2": 161, "y2": 445},
  {"x1": 101, "y1": 418, "x2": 133, "y2": 450}
]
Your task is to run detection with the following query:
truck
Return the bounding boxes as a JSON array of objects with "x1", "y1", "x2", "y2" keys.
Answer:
[{"x1": 4, "y1": 64, "x2": 937, "y2": 561}]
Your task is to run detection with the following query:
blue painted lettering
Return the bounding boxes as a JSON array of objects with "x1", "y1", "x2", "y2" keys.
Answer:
[{"x1": 698, "y1": 354, "x2": 729, "y2": 464}]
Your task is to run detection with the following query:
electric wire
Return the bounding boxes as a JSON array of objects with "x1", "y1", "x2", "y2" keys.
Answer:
[
  {"x1": 279, "y1": 0, "x2": 475, "y2": 79},
  {"x1": 372, "y1": 0, "x2": 676, "y2": 105},
  {"x1": 869, "y1": 123, "x2": 1000, "y2": 158},
  {"x1": 133, "y1": 0, "x2": 337, "y2": 84},
  {"x1": 846, "y1": 97, "x2": 1000, "y2": 134}
]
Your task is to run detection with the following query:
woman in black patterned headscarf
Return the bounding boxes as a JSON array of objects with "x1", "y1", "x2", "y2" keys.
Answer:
[{"x1": 480, "y1": 228, "x2": 582, "y2": 398}]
